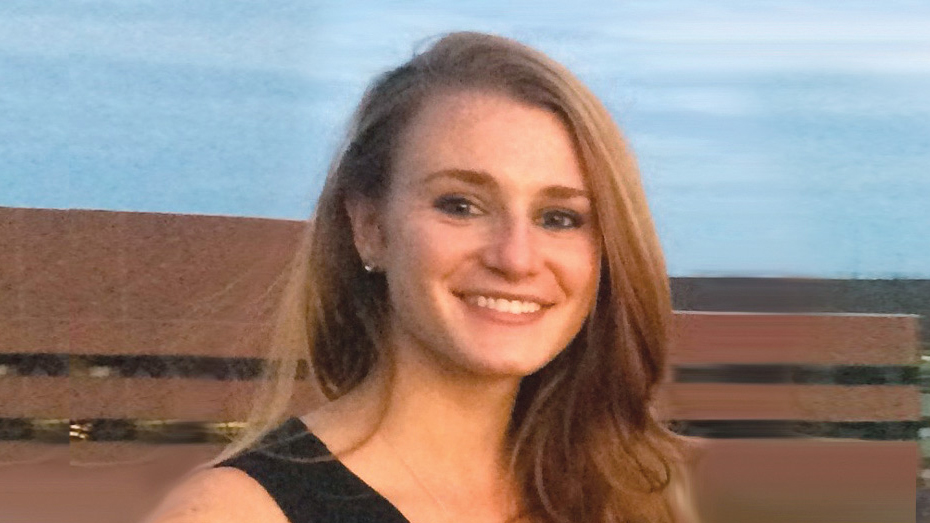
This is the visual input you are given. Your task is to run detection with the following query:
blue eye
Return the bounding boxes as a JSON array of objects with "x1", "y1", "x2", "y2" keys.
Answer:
[
  {"x1": 434, "y1": 195, "x2": 482, "y2": 217},
  {"x1": 539, "y1": 209, "x2": 584, "y2": 230}
]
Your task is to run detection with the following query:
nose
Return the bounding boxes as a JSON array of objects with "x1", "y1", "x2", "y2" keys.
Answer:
[{"x1": 481, "y1": 214, "x2": 541, "y2": 280}]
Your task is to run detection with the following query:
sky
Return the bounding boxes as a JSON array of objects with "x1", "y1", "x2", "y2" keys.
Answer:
[{"x1": 1, "y1": 0, "x2": 928, "y2": 278}]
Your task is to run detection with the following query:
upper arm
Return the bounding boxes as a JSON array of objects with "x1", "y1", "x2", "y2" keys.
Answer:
[
  {"x1": 668, "y1": 472, "x2": 702, "y2": 523},
  {"x1": 143, "y1": 467, "x2": 290, "y2": 523},
  {"x1": 669, "y1": 437, "x2": 707, "y2": 523}
]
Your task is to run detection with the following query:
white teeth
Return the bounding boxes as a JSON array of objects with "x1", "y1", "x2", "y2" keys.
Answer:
[{"x1": 465, "y1": 295, "x2": 542, "y2": 314}]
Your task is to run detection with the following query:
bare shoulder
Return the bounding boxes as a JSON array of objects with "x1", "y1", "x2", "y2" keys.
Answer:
[{"x1": 143, "y1": 466, "x2": 289, "y2": 523}]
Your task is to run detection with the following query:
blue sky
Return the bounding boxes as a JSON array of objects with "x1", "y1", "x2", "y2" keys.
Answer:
[{"x1": 1, "y1": 1, "x2": 928, "y2": 277}]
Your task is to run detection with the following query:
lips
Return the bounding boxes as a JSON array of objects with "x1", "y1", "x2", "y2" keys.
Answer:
[
  {"x1": 455, "y1": 291, "x2": 553, "y2": 318},
  {"x1": 464, "y1": 295, "x2": 542, "y2": 314}
]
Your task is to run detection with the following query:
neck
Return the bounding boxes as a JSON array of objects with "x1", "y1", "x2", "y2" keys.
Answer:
[
  {"x1": 369, "y1": 348, "x2": 523, "y2": 521},
  {"x1": 379, "y1": 346, "x2": 521, "y2": 480},
  {"x1": 304, "y1": 338, "x2": 526, "y2": 520}
]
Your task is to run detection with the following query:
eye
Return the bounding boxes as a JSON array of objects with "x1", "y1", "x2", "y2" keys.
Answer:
[
  {"x1": 433, "y1": 195, "x2": 483, "y2": 218},
  {"x1": 538, "y1": 209, "x2": 584, "y2": 230}
]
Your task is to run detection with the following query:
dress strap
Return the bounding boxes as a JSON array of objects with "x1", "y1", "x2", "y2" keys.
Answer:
[{"x1": 217, "y1": 418, "x2": 410, "y2": 523}]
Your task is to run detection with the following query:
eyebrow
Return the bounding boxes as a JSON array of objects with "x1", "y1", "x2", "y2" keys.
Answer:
[{"x1": 422, "y1": 168, "x2": 591, "y2": 200}]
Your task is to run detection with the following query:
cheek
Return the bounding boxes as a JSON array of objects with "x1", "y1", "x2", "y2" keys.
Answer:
[
  {"x1": 557, "y1": 238, "x2": 601, "y2": 293},
  {"x1": 386, "y1": 214, "x2": 466, "y2": 283}
]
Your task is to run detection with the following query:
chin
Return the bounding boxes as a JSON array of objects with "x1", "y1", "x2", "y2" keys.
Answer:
[{"x1": 449, "y1": 344, "x2": 561, "y2": 380}]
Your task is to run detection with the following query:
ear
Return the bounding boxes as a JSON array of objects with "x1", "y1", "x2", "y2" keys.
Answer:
[{"x1": 344, "y1": 195, "x2": 385, "y2": 269}]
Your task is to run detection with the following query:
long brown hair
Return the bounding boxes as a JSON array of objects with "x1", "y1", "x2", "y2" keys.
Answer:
[{"x1": 221, "y1": 31, "x2": 690, "y2": 523}]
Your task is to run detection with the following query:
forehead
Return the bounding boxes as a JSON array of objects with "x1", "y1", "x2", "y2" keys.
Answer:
[{"x1": 391, "y1": 90, "x2": 587, "y2": 192}]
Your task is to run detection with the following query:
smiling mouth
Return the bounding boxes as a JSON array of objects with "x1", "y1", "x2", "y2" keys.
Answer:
[{"x1": 460, "y1": 295, "x2": 545, "y2": 315}]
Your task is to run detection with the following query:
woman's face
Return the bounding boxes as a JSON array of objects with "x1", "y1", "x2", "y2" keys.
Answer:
[{"x1": 350, "y1": 90, "x2": 600, "y2": 380}]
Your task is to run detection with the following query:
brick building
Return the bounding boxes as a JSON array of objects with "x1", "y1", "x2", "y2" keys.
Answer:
[{"x1": 0, "y1": 206, "x2": 924, "y2": 522}]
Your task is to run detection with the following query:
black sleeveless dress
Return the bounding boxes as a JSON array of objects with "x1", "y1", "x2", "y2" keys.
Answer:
[{"x1": 217, "y1": 417, "x2": 411, "y2": 523}]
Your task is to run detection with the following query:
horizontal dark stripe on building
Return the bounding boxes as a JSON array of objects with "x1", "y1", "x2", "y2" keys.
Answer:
[
  {"x1": 1, "y1": 354, "x2": 922, "y2": 386},
  {"x1": 0, "y1": 418, "x2": 925, "y2": 444}
]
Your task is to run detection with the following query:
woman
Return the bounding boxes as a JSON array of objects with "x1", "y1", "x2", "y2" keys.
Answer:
[{"x1": 148, "y1": 32, "x2": 698, "y2": 523}]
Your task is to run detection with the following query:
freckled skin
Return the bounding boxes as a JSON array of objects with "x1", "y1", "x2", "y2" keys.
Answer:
[{"x1": 366, "y1": 90, "x2": 601, "y2": 380}]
